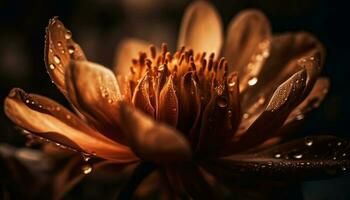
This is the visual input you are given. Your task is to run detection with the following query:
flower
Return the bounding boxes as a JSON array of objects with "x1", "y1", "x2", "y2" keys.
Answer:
[{"x1": 4, "y1": 1, "x2": 350, "y2": 199}]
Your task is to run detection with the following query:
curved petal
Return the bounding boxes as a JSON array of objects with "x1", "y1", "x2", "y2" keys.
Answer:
[
  {"x1": 222, "y1": 69, "x2": 307, "y2": 154},
  {"x1": 114, "y1": 38, "x2": 152, "y2": 77},
  {"x1": 131, "y1": 72, "x2": 156, "y2": 117},
  {"x1": 44, "y1": 17, "x2": 86, "y2": 95},
  {"x1": 224, "y1": 10, "x2": 271, "y2": 91},
  {"x1": 197, "y1": 74, "x2": 241, "y2": 154},
  {"x1": 239, "y1": 41, "x2": 324, "y2": 142},
  {"x1": 178, "y1": 72, "x2": 201, "y2": 144},
  {"x1": 4, "y1": 88, "x2": 137, "y2": 162},
  {"x1": 203, "y1": 136, "x2": 350, "y2": 181},
  {"x1": 177, "y1": 1, "x2": 223, "y2": 56},
  {"x1": 158, "y1": 75, "x2": 179, "y2": 127},
  {"x1": 241, "y1": 32, "x2": 325, "y2": 116},
  {"x1": 65, "y1": 60, "x2": 125, "y2": 142},
  {"x1": 119, "y1": 103, "x2": 192, "y2": 164}
]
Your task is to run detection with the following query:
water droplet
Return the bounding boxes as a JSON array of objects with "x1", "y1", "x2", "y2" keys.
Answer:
[
  {"x1": 66, "y1": 114, "x2": 71, "y2": 119},
  {"x1": 342, "y1": 167, "x2": 347, "y2": 171},
  {"x1": 57, "y1": 42, "x2": 62, "y2": 47},
  {"x1": 53, "y1": 55, "x2": 61, "y2": 64},
  {"x1": 248, "y1": 77, "x2": 258, "y2": 86},
  {"x1": 333, "y1": 156, "x2": 337, "y2": 160},
  {"x1": 158, "y1": 65, "x2": 164, "y2": 72},
  {"x1": 217, "y1": 96, "x2": 227, "y2": 108},
  {"x1": 68, "y1": 47, "x2": 75, "y2": 54},
  {"x1": 228, "y1": 81, "x2": 236, "y2": 87},
  {"x1": 228, "y1": 110, "x2": 232, "y2": 117},
  {"x1": 25, "y1": 99, "x2": 30, "y2": 104},
  {"x1": 305, "y1": 138, "x2": 313, "y2": 146},
  {"x1": 81, "y1": 164, "x2": 92, "y2": 174},
  {"x1": 65, "y1": 31, "x2": 72, "y2": 39},
  {"x1": 274, "y1": 153, "x2": 281, "y2": 158},
  {"x1": 293, "y1": 154, "x2": 303, "y2": 159},
  {"x1": 342, "y1": 153, "x2": 346, "y2": 157},
  {"x1": 49, "y1": 64, "x2": 55, "y2": 70},
  {"x1": 296, "y1": 114, "x2": 304, "y2": 120},
  {"x1": 108, "y1": 99, "x2": 113, "y2": 104},
  {"x1": 337, "y1": 142, "x2": 342, "y2": 146},
  {"x1": 49, "y1": 48, "x2": 53, "y2": 53},
  {"x1": 82, "y1": 153, "x2": 91, "y2": 162},
  {"x1": 243, "y1": 113, "x2": 250, "y2": 119}
]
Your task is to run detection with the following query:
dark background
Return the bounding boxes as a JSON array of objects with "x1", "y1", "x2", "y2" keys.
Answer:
[{"x1": 0, "y1": 0, "x2": 349, "y2": 199}]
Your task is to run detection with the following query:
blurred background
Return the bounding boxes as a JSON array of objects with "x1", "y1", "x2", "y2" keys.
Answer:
[{"x1": 0, "y1": 0, "x2": 349, "y2": 199}]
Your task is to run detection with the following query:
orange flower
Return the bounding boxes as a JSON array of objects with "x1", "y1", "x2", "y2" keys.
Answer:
[{"x1": 4, "y1": 1, "x2": 349, "y2": 199}]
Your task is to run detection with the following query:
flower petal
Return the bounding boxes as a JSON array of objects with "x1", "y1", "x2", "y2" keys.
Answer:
[
  {"x1": 44, "y1": 17, "x2": 86, "y2": 95},
  {"x1": 224, "y1": 10, "x2": 271, "y2": 91},
  {"x1": 241, "y1": 32, "x2": 324, "y2": 118},
  {"x1": 197, "y1": 74, "x2": 241, "y2": 154},
  {"x1": 238, "y1": 39, "x2": 323, "y2": 144},
  {"x1": 223, "y1": 69, "x2": 307, "y2": 154},
  {"x1": 178, "y1": 72, "x2": 201, "y2": 142},
  {"x1": 4, "y1": 88, "x2": 136, "y2": 162},
  {"x1": 119, "y1": 103, "x2": 191, "y2": 164},
  {"x1": 204, "y1": 136, "x2": 350, "y2": 181},
  {"x1": 131, "y1": 73, "x2": 156, "y2": 117},
  {"x1": 65, "y1": 60, "x2": 125, "y2": 142},
  {"x1": 177, "y1": 1, "x2": 223, "y2": 56},
  {"x1": 114, "y1": 38, "x2": 152, "y2": 77},
  {"x1": 158, "y1": 75, "x2": 179, "y2": 126}
]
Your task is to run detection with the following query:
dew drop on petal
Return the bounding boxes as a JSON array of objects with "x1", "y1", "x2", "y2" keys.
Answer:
[
  {"x1": 293, "y1": 154, "x2": 303, "y2": 159},
  {"x1": 82, "y1": 153, "x2": 91, "y2": 162},
  {"x1": 53, "y1": 55, "x2": 61, "y2": 64},
  {"x1": 57, "y1": 42, "x2": 62, "y2": 47},
  {"x1": 243, "y1": 113, "x2": 250, "y2": 119},
  {"x1": 248, "y1": 77, "x2": 258, "y2": 86},
  {"x1": 342, "y1": 167, "x2": 347, "y2": 171},
  {"x1": 337, "y1": 142, "x2": 342, "y2": 146},
  {"x1": 158, "y1": 65, "x2": 164, "y2": 72},
  {"x1": 274, "y1": 153, "x2": 281, "y2": 158},
  {"x1": 305, "y1": 138, "x2": 313, "y2": 146},
  {"x1": 342, "y1": 153, "x2": 347, "y2": 157},
  {"x1": 49, "y1": 64, "x2": 55, "y2": 70},
  {"x1": 68, "y1": 47, "x2": 75, "y2": 54},
  {"x1": 296, "y1": 114, "x2": 304, "y2": 120},
  {"x1": 81, "y1": 164, "x2": 92, "y2": 174},
  {"x1": 65, "y1": 31, "x2": 72, "y2": 39},
  {"x1": 228, "y1": 81, "x2": 236, "y2": 87},
  {"x1": 217, "y1": 96, "x2": 227, "y2": 108}
]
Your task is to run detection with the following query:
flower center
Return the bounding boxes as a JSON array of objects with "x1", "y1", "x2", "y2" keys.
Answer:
[{"x1": 123, "y1": 43, "x2": 238, "y2": 137}]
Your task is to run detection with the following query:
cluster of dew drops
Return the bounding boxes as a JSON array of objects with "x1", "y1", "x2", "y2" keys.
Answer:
[{"x1": 264, "y1": 137, "x2": 349, "y2": 173}]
